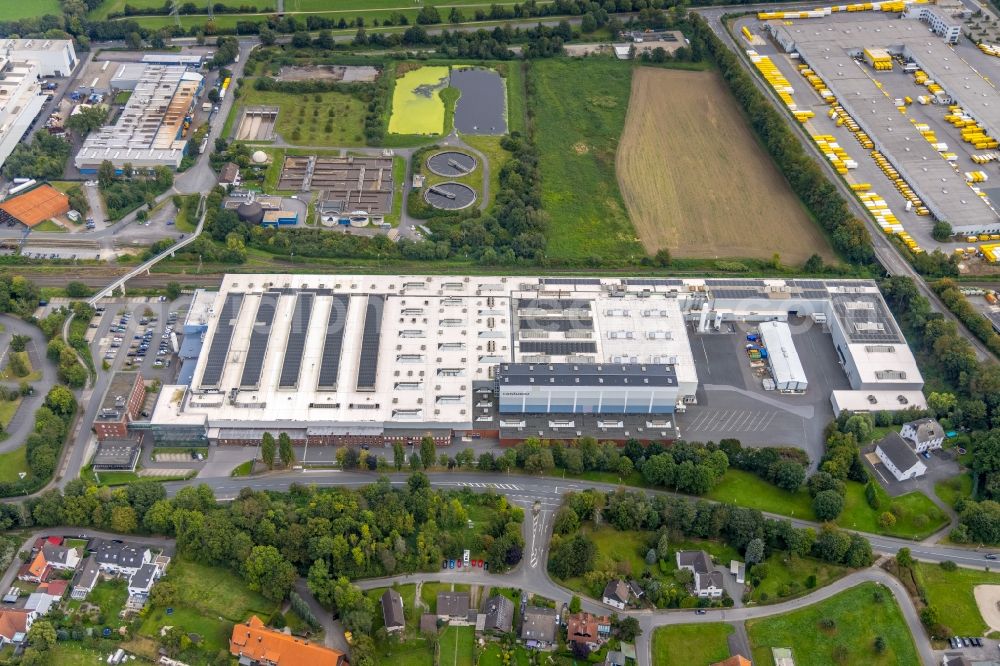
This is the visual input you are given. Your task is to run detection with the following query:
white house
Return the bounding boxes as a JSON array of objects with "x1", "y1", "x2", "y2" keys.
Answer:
[
  {"x1": 601, "y1": 580, "x2": 630, "y2": 610},
  {"x1": 876, "y1": 432, "x2": 927, "y2": 481},
  {"x1": 900, "y1": 418, "x2": 945, "y2": 453},
  {"x1": 676, "y1": 550, "x2": 724, "y2": 598}
]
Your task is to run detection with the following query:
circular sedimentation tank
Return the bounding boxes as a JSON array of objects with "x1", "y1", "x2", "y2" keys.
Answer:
[
  {"x1": 424, "y1": 182, "x2": 476, "y2": 210},
  {"x1": 427, "y1": 151, "x2": 477, "y2": 177}
]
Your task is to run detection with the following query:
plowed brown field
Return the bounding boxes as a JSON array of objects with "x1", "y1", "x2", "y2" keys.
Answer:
[{"x1": 616, "y1": 68, "x2": 836, "y2": 263}]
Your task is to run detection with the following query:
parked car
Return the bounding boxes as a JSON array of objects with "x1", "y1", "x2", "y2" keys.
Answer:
[{"x1": 448, "y1": 560, "x2": 455, "y2": 569}]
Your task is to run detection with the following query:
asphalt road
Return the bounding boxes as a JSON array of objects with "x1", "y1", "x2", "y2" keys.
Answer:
[{"x1": 0, "y1": 315, "x2": 58, "y2": 454}]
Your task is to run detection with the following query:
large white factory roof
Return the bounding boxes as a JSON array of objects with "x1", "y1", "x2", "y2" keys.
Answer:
[{"x1": 151, "y1": 274, "x2": 922, "y2": 433}]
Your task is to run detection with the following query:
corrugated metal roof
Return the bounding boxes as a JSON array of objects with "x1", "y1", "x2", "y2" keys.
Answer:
[{"x1": 759, "y1": 321, "x2": 807, "y2": 388}]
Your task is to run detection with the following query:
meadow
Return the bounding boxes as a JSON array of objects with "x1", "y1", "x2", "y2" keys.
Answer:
[
  {"x1": 530, "y1": 58, "x2": 644, "y2": 262},
  {"x1": 234, "y1": 85, "x2": 367, "y2": 146},
  {"x1": 747, "y1": 583, "x2": 919, "y2": 666}
]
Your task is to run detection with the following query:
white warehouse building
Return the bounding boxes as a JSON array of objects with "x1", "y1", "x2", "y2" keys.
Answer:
[
  {"x1": 0, "y1": 39, "x2": 77, "y2": 77},
  {"x1": 758, "y1": 321, "x2": 807, "y2": 392}
]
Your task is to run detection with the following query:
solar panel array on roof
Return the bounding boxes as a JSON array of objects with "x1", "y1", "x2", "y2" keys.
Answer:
[
  {"x1": 542, "y1": 278, "x2": 601, "y2": 286},
  {"x1": 240, "y1": 293, "x2": 278, "y2": 389},
  {"x1": 278, "y1": 292, "x2": 313, "y2": 389},
  {"x1": 317, "y1": 295, "x2": 350, "y2": 390},
  {"x1": 706, "y1": 279, "x2": 766, "y2": 287},
  {"x1": 825, "y1": 280, "x2": 876, "y2": 288},
  {"x1": 626, "y1": 278, "x2": 684, "y2": 286},
  {"x1": 201, "y1": 293, "x2": 244, "y2": 388},
  {"x1": 792, "y1": 280, "x2": 825, "y2": 289},
  {"x1": 356, "y1": 295, "x2": 384, "y2": 391},
  {"x1": 520, "y1": 341, "x2": 597, "y2": 354},
  {"x1": 517, "y1": 299, "x2": 591, "y2": 311},
  {"x1": 518, "y1": 318, "x2": 593, "y2": 332},
  {"x1": 800, "y1": 290, "x2": 830, "y2": 299},
  {"x1": 712, "y1": 289, "x2": 765, "y2": 299},
  {"x1": 831, "y1": 294, "x2": 903, "y2": 343}
]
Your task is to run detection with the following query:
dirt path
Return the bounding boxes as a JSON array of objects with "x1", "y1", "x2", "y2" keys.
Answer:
[{"x1": 974, "y1": 585, "x2": 1000, "y2": 633}]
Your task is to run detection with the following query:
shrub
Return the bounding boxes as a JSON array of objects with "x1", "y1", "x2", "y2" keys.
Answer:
[{"x1": 940, "y1": 560, "x2": 958, "y2": 572}]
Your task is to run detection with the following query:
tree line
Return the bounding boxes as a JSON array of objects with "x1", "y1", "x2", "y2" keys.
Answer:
[{"x1": 881, "y1": 276, "x2": 1000, "y2": 544}]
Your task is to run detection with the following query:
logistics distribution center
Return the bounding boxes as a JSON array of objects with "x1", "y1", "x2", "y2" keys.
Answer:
[
  {"x1": 146, "y1": 275, "x2": 924, "y2": 448},
  {"x1": 743, "y1": 3, "x2": 1000, "y2": 251}
]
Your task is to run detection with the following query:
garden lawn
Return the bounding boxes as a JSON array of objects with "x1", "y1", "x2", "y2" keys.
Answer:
[
  {"x1": 652, "y1": 623, "x2": 732, "y2": 666},
  {"x1": 916, "y1": 562, "x2": 1000, "y2": 636},
  {"x1": 139, "y1": 558, "x2": 276, "y2": 654},
  {"x1": 0, "y1": 447, "x2": 29, "y2": 483},
  {"x1": 530, "y1": 58, "x2": 643, "y2": 262},
  {"x1": 479, "y1": 643, "x2": 532, "y2": 666},
  {"x1": 439, "y1": 625, "x2": 475, "y2": 666},
  {"x1": 375, "y1": 638, "x2": 434, "y2": 666},
  {"x1": 88, "y1": 579, "x2": 128, "y2": 621},
  {"x1": 935, "y1": 474, "x2": 973, "y2": 508},
  {"x1": 368, "y1": 584, "x2": 418, "y2": 631},
  {"x1": 46, "y1": 644, "x2": 112, "y2": 666},
  {"x1": 747, "y1": 582, "x2": 919, "y2": 666}
]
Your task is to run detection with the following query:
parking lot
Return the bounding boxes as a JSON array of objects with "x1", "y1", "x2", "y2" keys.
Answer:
[
  {"x1": 682, "y1": 319, "x2": 851, "y2": 466},
  {"x1": 90, "y1": 296, "x2": 190, "y2": 386}
]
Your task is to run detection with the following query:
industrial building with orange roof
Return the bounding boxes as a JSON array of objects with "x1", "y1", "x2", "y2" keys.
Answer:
[{"x1": 229, "y1": 615, "x2": 346, "y2": 666}]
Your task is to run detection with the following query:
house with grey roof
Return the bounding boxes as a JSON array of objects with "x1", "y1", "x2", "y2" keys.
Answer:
[
  {"x1": 876, "y1": 432, "x2": 927, "y2": 481},
  {"x1": 381, "y1": 589, "x2": 405, "y2": 633},
  {"x1": 92, "y1": 539, "x2": 151, "y2": 576},
  {"x1": 602, "y1": 579, "x2": 631, "y2": 610},
  {"x1": 436, "y1": 592, "x2": 471, "y2": 624},
  {"x1": 676, "y1": 550, "x2": 724, "y2": 598},
  {"x1": 70, "y1": 556, "x2": 101, "y2": 600},
  {"x1": 520, "y1": 607, "x2": 558, "y2": 646},
  {"x1": 481, "y1": 595, "x2": 513, "y2": 634},
  {"x1": 900, "y1": 417, "x2": 945, "y2": 452}
]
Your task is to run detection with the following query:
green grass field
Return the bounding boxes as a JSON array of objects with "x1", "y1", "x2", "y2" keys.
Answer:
[
  {"x1": 0, "y1": 446, "x2": 29, "y2": 483},
  {"x1": 747, "y1": 583, "x2": 919, "y2": 666},
  {"x1": 0, "y1": 398, "x2": 20, "y2": 429},
  {"x1": 461, "y1": 135, "x2": 509, "y2": 211},
  {"x1": 235, "y1": 85, "x2": 367, "y2": 146},
  {"x1": 751, "y1": 553, "x2": 850, "y2": 603},
  {"x1": 935, "y1": 474, "x2": 973, "y2": 508},
  {"x1": 389, "y1": 66, "x2": 451, "y2": 135},
  {"x1": 652, "y1": 624, "x2": 733, "y2": 666},
  {"x1": 47, "y1": 644, "x2": 112, "y2": 666},
  {"x1": 707, "y1": 470, "x2": 947, "y2": 539},
  {"x1": 88, "y1": 579, "x2": 128, "y2": 622},
  {"x1": 139, "y1": 558, "x2": 276, "y2": 654},
  {"x1": 439, "y1": 625, "x2": 475, "y2": 666},
  {"x1": 0, "y1": 0, "x2": 61, "y2": 19},
  {"x1": 530, "y1": 58, "x2": 643, "y2": 262},
  {"x1": 33, "y1": 220, "x2": 67, "y2": 232},
  {"x1": 916, "y1": 562, "x2": 1000, "y2": 636}
]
